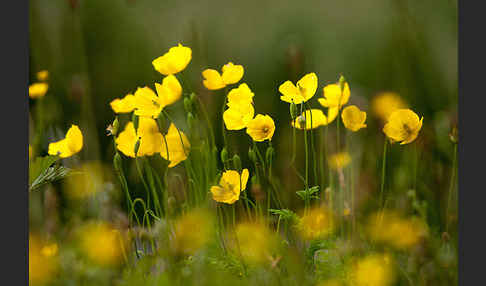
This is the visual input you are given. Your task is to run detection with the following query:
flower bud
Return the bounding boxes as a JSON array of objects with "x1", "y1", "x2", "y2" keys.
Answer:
[
  {"x1": 190, "y1": 92, "x2": 197, "y2": 103},
  {"x1": 233, "y1": 154, "x2": 242, "y2": 172},
  {"x1": 187, "y1": 112, "x2": 195, "y2": 130},
  {"x1": 449, "y1": 127, "x2": 458, "y2": 144},
  {"x1": 290, "y1": 102, "x2": 298, "y2": 120},
  {"x1": 134, "y1": 138, "x2": 141, "y2": 156},
  {"x1": 113, "y1": 152, "x2": 123, "y2": 173},
  {"x1": 248, "y1": 147, "x2": 257, "y2": 163},
  {"x1": 266, "y1": 146, "x2": 275, "y2": 166},
  {"x1": 220, "y1": 148, "x2": 229, "y2": 163},
  {"x1": 184, "y1": 97, "x2": 192, "y2": 113},
  {"x1": 112, "y1": 117, "x2": 119, "y2": 136},
  {"x1": 339, "y1": 74, "x2": 346, "y2": 91},
  {"x1": 132, "y1": 113, "x2": 139, "y2": 132}
]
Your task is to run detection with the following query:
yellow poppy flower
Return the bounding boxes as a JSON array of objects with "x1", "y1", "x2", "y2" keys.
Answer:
[
  {"x1": 246, "y1": 114, "x2": 275, "y2": 142},
  {"x1": 318, "y1": 82, "x2": 350, "y2": 108},
  {"x1": 351, "y1": 254, "x2": 395, "y2": 286},
  {"x1": 36, "y1": 70, "x2": 49, "y2": 81},
  {"x1": 110, "y1": 93, "x2": 136, "y2": 113},
  {"x1": 48, "y1": 124, "x2": 83, "y2": 158},
  {"x1": 115, "y1": 118, "x2": 164, "y2": 157},
  {"x1": 78, "y1": 221, "x2": 125, "y2": 266},
  {"x1": 226, "y1": 83, "x2": 254, "y2": 108},
  {"x1": 291, "y1": 109, "x2": 328, "y2": 130},
  {"x1": 152, "y1": 43, "x2": 192, "y2": 75},
  {"x1": 160, "y1": 123, "x2": 191, "y2": 167},
  {"x1": 383, "y1": 109, "x2": 423, "y2": 145},
  {"x1": 279, "y1": 72, "x2": 318, "y2": 104},
  {"x1": 233, "y1": 221, "x2": 277, "y2": 264},
  {"x1": 172, "y1": 208, "x2": 214, "y2": 255},
  {"x1": 371, "y1": 92, "x2": 408, "y2": 121},
  {"x1": 132, "y1": 75, "x2": 182, "y2": 118},
  {"x1": 341, "y1": 105, "x2": 367, "y2": 132},
  {"x1": 202, "y1": 62, "x2": 244, "y2": 90},
  {"x1": 29, "y1": 82, "x2": 48, "y2": 99},
  {"x1": 223, "y1": 105, "x2": 255, "y2": 130},
  {"x1": 297, "y1": 206, "x2": 334, "y2": 240},
  {"x1": 210, "y1": 169, "x2": 249, "y2": 204},
  {"x1": 328, "y1": 152, "x2": 351, "y2": 170}
]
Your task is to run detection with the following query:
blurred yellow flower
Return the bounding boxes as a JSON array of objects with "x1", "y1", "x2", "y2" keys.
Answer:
[
  {"x1": 110, "y1": 93, "x2": 136, "y2": 114},
  {"x1": 246, "y1": 114, "x2": 275, "y2": 142},
  {"x1": 36, "y1": 70, "x2": 49, "y2": 81},
  {"x1": 318, "y1": 82, "x2": 350, "y2": 108},
  {"x1": 297, "y1": 206, "x2": 334, "y2": 240},
  {"x1": 152, "y1": 43, "x2": 192, "y2": 75},
  {"x1": 351, "y1": 253, "x2": 395, "y2": 286},
  {"x1": 78, "y1": 221, "x2": 125, "y2": 266},
  {"x1": 367, "y1": 210, "x2": 428, "y2": 250},
  {"x1": 63, "y1": 162, "x2": 111, "y2": 200},
  {"x1": 341, "y1": 105, "x2": 367, "y2": 132},
  {"x1": 210, "y1": 168, "x2": 249, "y2": 204},
  {"x1": 328, "y1": 152, "x2": 351, "y2": 170},
  {"x1": 383, "y1": 109, "x2": 423, "y2": 145},
  {"x1": 233, "y1": 222, "x2": 277, "y2": 264},
  {"x1": 48, "y1": 124, "x2": 83, "y2": 158},
  {"x1": 291, "y1": 109, "x2": 328, "y2": 130},
  {"x1": 29, "y1": 82, "x2": 48, "y2": 99},
  {"x1": 173, "y1": 208, "x2": 214, "y2": 255},
  {"x1": 160, "y1": 123, "x2": 191, "y2": 167},
  {"x1": 29, "y1": 234, "x2": 58, "y2": 286},
  {"x1": 116, "y1": 118, "x2": 164, "y2": 157},
  {"x1": 133, "y1": 75, "x2": 182, "y2": 118},
  {"x1": 202, "y1": 62, "x2": 244, "y2": 90},
  {"x1": 371, "y1": 92, "x2": 408, "y2": 121},
  {"x1": 279, "y1": 72, "x2": 318, "y2": 104}
]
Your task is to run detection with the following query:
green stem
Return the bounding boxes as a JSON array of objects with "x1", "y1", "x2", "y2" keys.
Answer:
[
  {"x1": 446, "y1": 144, "x2": 458, "y2": 232},
  {"x1": 379, "y1": 139, "x2": 388, "y2": 209}
]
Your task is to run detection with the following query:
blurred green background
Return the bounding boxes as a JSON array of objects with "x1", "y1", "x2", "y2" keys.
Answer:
[{"x1": 29, "y1": 0, "x2": 457, "y2": 230}]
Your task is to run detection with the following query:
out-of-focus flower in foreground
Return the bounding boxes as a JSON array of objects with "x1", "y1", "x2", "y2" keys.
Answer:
[
  {"x1": 116, "y1": 117, "x2": 164, "y2": 157},
  {"x1": 78, "y1": 221, "x2": 126, "y2": 266},
  {"x1": 279, "y1": 72, "x2": 318, "y2": 104},
  {"x1": 233, "y1": 221, "x2": 278, "y2": 264},
  {"x1": 246, "y1": 114, "x2": 275, "y2": 142},
  {"x1": 341, "y1": 105, "x2": 367, "y2": 132},
  {"x1": 160, "y1": 123, "x2": 191, "y2": 167},
  {"x1": 36, "y1": 70, "x2": 49, "y2": 81},
  {"x1": 202, "y1": 62, "x2": 244, "y2": 90},
  {"x1": 63, "y1": 162, "x2": 111, "y2": 200},
  {"x1": 371, "y1": 92, "x2": 408, "y2": 121},
  {"x1": 29, "y1": 82, "x2": 48, "y2": 99},
  {"x1": 29, "y1": 234, "x2": 59, "y2": 285},
  {"x1": 383, "y1": 109, "x2": 423, "y2": 145},
  {"x1": 152, "y1": 43, "x2": 192, "y2": 75},
  {"x1": 172, "y1": 208, "x2": 214, "y2": 255},
  {"x1": 350, "y1": 253, "x2": 395, "y2": 286},
  {"x1": 297, "y1": 206, "x2": 334, "y2": 240},
  {"x1": 211, "y1": 168, "x2": 249, "y2": 204},
  {"x1": 328, "y1": 152, "x2": 351, "y2": 170},
  {"x1": 48, "y1": 124, "x2": 83, "y2": 158}
]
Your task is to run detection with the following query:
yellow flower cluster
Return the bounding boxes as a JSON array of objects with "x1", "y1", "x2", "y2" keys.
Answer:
[{"x1": 210, "y1": 169, "x2": 249, "y2": 204}]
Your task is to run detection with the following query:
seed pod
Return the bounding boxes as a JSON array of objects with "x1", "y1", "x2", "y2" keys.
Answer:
[
  {"x1": 220, "y1": 147, "x2": 229, "y2": 163},
  {"x1": 134, "y1": 138, "x2": 141, "y2": 156},
  {"x1": 184, "y1": 97, "x2": 192, "y2": 113},
  {"x1": 290, "y1": 102, "x2": 298, "y2": 120},
  {"x1": 233, "y1": 154, "x2": 242, "y2": 172},
  {"x1": 266, "y1": 146, "x2": 275, "y2": 166}
]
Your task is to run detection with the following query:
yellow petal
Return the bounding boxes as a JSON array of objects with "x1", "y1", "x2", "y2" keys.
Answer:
[
  {"x1": 279, "y1": 81, "x2": 302, "y2": 104},
  {"x1": 246, "y1": 114, "x2": 275, "y2": 142},
  {"x1": 321, "y1": 82, "x2": 350, "y2": 107},
  {"x1": 227, "y1": 83, "x2": 254, "y2": 108},
  {"x1": 152, "y1": 43, "x2": 192, "y2": 75},
  {"x1": 221, "y1": 62, "x2": 244, "y2": 85},
  {"x1": 223, "y1": 105, "x2": 255, "y2": 130},
  {"x1": 133, "y1": 86, "x2": 162, "y2": 118},
  {"x1": 48, "y1": 125, "x2": 83, "y2": 158},
  {"x1": 210, "y1": 185, "x2": 238, "y2": 204},
  {"x1": 29, "y1": 83, "x2": 48, "y2": 99},
  {"x1": 110, "y1": 94, "x2": 136, "y2": 113},
  {"x1": 341, "y1": 105, "x2": 367, "y2": 132},
  {"x1": 155, "y1": 75, "x2": 182, "y2": 107},
  {"x1": 202, "y1": 69, "x2": 226, "y2": 90},
  {"x1": 115, "y1": 122, "x2": 137, "y2": 157},
  {"x1": 371, "y1": 92, "x2": 408, "y2": 121},
  {"x1": 291, "y1": 109, "x2": 328, "y2": 130},
  {"x1": 160, "y1": 123, "x2": 190, "y2": 167},
  {"x1": 296, "y1": 72, "x2": 318, "y2": 102},
  {"x1": 383, "y1": 109, "x2": 422, "y2": 145}
]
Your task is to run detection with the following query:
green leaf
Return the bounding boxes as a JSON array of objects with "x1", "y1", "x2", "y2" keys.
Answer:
[
  {"x1": 296, "y1": 186, "x2": 320, "y2": 201},
  {"x1": 29, "y1": 155, "x2": 72, "y2": 192},
  {"x1": 269, "y1": 208, "x2": 298, "y2": 222}
]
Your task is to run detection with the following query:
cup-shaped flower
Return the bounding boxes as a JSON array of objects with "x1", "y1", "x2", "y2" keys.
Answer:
[
  {"x1": 318, "y1": 82, "x2": 350, "y2": 108},
  {"x1": 110, "y1": 93, "x2": 136, "y2": 114},
  {"x1": 224, "y1": 105, "x2": 255, "y2": 130},
  {"x1": 279, "y1": 72, "x2": 318, "y2": 104},
  {"x1": 291, "y1": 109, "x2": 329, "y2": 130},
  {"x1": 246, "y1": 114, "x2": 275, "y2": 142},
  {"x1": 383, "y1": 109, "x2": 423, "y2": 145},
  {"x1": 29, "y1": 82, "x2": 48, "y2": 99},
  {"x1": 36, "y1": 70, "x2": 49, "y2": 81},
  {"x1": 210, "y1": 169, "x2": 249, "y2": 204},
  {"x1": 227, "y1": 83, "x2": 254, "y2": 108},
  {"x1": 152, "y1": 43, "x2": 192, "y2": 75},
  {"x1": 371, "y1": 92, "x2": 407, "y2": 121},
  {"x1": 202, "y1": 62, "x2": 244, "y2": 90},
  {"x1": 48, "y1": 124, "x2": 83, "y2": 158},
  {"x1": 341, "y1": 105, "x2": 367, "y2": 132},
  {"x1": 132, "y1": 75, "x2": 182, "y2": 118},
  {"x1": 115, "y1": 117, "x2": 164, "y2": 157},
  {"x1": 160, "y1": 123, "x2": 191, "y2": 167}
]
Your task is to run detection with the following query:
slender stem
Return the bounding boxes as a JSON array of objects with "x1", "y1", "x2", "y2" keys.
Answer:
[
  {"x1": 446, "y1": 144, "x2": 458, "y2": 232},
  {"x1": 303, "y1": 104, "x2": 309, "y2": 212},
  {"x1": 379, "y1": 139, "x2": 388, "y2": 209}
]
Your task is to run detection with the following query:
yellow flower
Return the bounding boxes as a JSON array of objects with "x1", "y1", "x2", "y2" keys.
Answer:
[
  {"x1": 224, "y1": 105, "x2": 255, "y2": 130},
  {"x1": 351, "y1": 254, "x2": 395, "y2": 286},
  {"x1": 110, "y1": 93, "x2": 136, "y2": 113},
  {"x1": 36, "y1": 70, "x2": 49, "y2": 81},
  {"x1": 318, "y1": 82, "x2": 350, "y2": 108},
  {"x1": 29, "y1": 82, "x2": 48, "y2": 99},
  {"x1": 133, "y1": 75, "x2": 182, "y2": 118},
  {"x1": 48, "y1": 124, "x2": 83, "y2": 158},
  {"x1": 383, "y1": 109, "x2": 423, "y2": 145},
  {"x1": 202, "y1": 62, "x2": 244, "y2": 90},
  {"x1": 291, "y1": 109, "x2": 329, "y2": 130},
  {"x1": 29, "y1": 234, "x2": 59, "y2": 285},
  {"x1": 371, "y1": 92, "x2": 408, "y2": 121},
  {"x1": 367, "y1": 210, "x2": 428, "y2": 250},
  {"x1": 210, "y1": 169, "x2": 249, "y2": 204},
  {"x1": 160, "y1": 123, "x2": 191, "y2": 167},
  {"x1": 328, "y1": 152, "x2": 351, "y2": 170},
  {"x1": 116, "y1": 117, "x2": 164, "y2": 157},
  {"x1": 246, "y1": 114, "x2": 275, "y2": 142},
  {"x1": 341, "y1": 105, "x2": 367, "y2": 132},
  {"x1": 78, "y1": 221, "x2": 125, "y2": 266},
  {"x1": 173, "y1": 208, "x2": 214, "y2": 255},
  {"x1": 297, "y1": 206, "x2": 334, "y2": 240},
  {"x1": 152, "y1": 43, "x2": 192, "y2": 75},
  {"x1": 279, "y1": 72, "x2": 318, "y2": 104},
  {"x1": 63, "y1": 162, "x2": 111, "y2": 200},
  {"x1": 233, "y1": 221, "x2": 277, "y2": 264},
  {"x1": 227, "y1": 83, "x2": 254, "y2": 108}
]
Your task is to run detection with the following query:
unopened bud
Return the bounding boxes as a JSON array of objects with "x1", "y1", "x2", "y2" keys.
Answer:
[
  {"x1": 233, "y1": 154, "x2": 242, "y2": 172},
  {"x1": 187, "y1": 112, "x2": 195, "y2": 129},
  {"x1": 112, "y1": 117, "x2": 119, "y2": 136},
  {"x1": 339, "y1": 74, "x2": 346, "y2": 91},
  {"x1": 290, "y1": 102, "x2": 298, "y2": 120},
  {"x1": 449, "y1": 127, "x2": 458, "y2": 144},
  {"x1": 113, "y1": 152, "x2": 123, "y2": 172},
  {"x1": 190, "y1": 92, "x2": 197, "y2": 103},
  {"x1": 266, "y1": 146, "x2": 275, "y2": 166},
  {"x1": 134, "y1": 138, "x2": 141, "y2": 156},
  {"x1": 184, "y1": 97, "x2": 192, "y2": 113},
  {"x1": 248, "y1": 147, "x2": 257, "y2": 163},
  {"x1": 220, "y1": 148, "x2": 229, "y2": 163},
  {"x1": 132, "y1": 114, "x2": 139, "y2": 132}
]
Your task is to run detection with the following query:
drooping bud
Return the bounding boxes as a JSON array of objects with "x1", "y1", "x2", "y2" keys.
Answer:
[
  {"x1": 134, "y1": 137, "x2": 141, "y2": 156},
  {"x1": 248, "y1": 147, "x2": 257, "y2": 163},
  {"x1": 190, "y1": 92, "x2": 197, "y2": 103},
  {"x1": 233, "y1": 154, "x2": 242, "y2": 172},
  {"x1": 220, "y1": 147, "x2": 229, "y2": 164},
  {"x1": 132, "y1": 113, "x2": 139, "y2": 132},
  {"x1": 290, "y1": 102, "x2": 298, "y2": 120},
  {"x1": 113, "y1": 152, "x2": 123, "y2": 173},
  {"x1": 339, "y1": 74, "x2": 346, "y2": 92}
]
